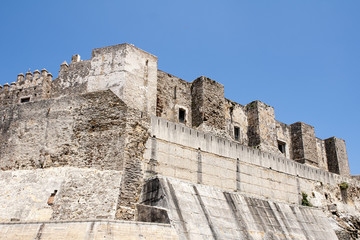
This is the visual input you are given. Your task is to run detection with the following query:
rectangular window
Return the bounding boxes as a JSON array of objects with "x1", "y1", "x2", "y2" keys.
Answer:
[
  {"x1": 278, "y1": 140, "x2": 286, "y2": 156},
  {"x1": 20, "y1": 97, "x2": 30, "y2": 103},
  {"x1": 234, "y1": 126, "x2": 240, "y2": 141},
  {"x1": 179, "y1": 108, "x2": 186, "y2": 123}
]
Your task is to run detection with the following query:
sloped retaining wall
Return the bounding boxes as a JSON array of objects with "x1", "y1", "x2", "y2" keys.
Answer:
[{"x1": 141, "y1": 176, "x2": 338, "y2": 240}]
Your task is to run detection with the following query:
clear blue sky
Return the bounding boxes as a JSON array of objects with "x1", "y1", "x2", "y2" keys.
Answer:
[{"x1": 1, "y1": 1, "x2": 359, "y2": 174}]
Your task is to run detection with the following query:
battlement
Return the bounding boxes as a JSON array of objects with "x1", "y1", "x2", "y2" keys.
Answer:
[{"x1": 0, "y1": 69, "x2": 53, "y2": 105}]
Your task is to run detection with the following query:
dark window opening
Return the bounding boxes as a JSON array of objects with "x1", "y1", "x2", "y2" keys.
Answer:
[
  {"x1": 179, "y1": 108, "x2": 186, "y2": 123},
  {"x1": 47, "y1": 190, "x2": 58, "y2": 205},
  {"x1": 174, "y1": 86, "x2": 177, "y2": 99},
  {"x1": 20, "y1": 97, "x2": 30, "y2": 103},
  {"x1": 234, "y1": 127, "x2": 240, "y2": 141},
  {"x1": 278, "y1": 141, "x2": 286, "y2": 155}
]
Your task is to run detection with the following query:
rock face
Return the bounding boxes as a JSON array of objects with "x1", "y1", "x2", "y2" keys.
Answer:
[{"x1": 0, "y1": 43, "x2": 359, "y2": 239}]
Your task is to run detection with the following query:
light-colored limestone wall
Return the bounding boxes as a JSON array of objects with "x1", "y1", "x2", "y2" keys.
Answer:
[
  {"x1": 0, "y1": 90, "x2": 126, "y2": 171},
  {"x1": 276, "y1": 120, "x2": 292, "y2": 159},
  {"x1": 148, "y1": 116, "x2": 360, "y2": 204},
  {"x1": 0, "y1": 168, "x2": 121, "y2": 222},
  {"x1": 156, "y1": 70, "x2": 192, "y2": 126},
  {"x1": 316, "y1": 137, "x2": 328, "y2": 171},
  {"x1": 87, "y1": 44, "x2": 158, "y2": 114},
  {"x1": 146, "y1": 177, "x2": 338, "y2": 240},
  {"x1": 0, "y1": 221, "x2": 178, "y2": 240},
  {"x1": 225, "y1": 99, "x2": 248, "y2": 145}
]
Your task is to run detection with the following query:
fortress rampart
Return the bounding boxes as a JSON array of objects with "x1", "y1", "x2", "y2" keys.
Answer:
[
  {"x1": 145, "y1": 116, "x2": 358, "y2": 206},
  {"x1": 0, "y1": 43, "x2": 359, "y2": 239}
]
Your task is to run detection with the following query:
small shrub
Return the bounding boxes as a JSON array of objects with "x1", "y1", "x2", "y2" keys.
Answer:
[
  {"x1": 301, "y1": 192, "x2": 312, "y2": 207},
  {"x1": 339, "y1": 182, "x2": 349, "y2": 190}
]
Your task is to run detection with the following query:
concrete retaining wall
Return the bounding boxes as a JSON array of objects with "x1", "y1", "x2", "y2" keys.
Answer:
[
  {"x1": 0, "y1": 220, "x2": 178, "y2": 240},
  {"x1": 141, "y1": 177, "x2": 338, "y2": 240}
]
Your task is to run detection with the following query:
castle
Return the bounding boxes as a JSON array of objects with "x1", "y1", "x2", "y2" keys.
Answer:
[{"x1": 0, "y1": 43, "x2": 359, "y2": 239}]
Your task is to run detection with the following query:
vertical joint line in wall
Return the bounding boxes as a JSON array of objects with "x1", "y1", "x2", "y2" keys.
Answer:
[
  {"x1": 147, "y1": 136, "x2": 158, "y2": 175},
  {"x1": 193, "y1": 186, "x2": 218, "y2": 240},
  {"x1": 167, "y1": 180, "x2": 190, "y2": 240},
  {"x1": 35, "y1": 223, "x2": 45, "y2": 240},
  {"x1": 197, "y1": 148, "x2": 202, "y2": 184},
  {"x1": 236, "y1": 158, "x2": 241, "y2": 191}
]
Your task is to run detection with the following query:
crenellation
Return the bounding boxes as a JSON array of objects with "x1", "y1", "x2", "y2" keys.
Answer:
[
  {"x1": 10, "y1": 82, "x2": 16, "y2": 91},
  {"x1": 59, "y1": 61, "x2": 69, "y2": 76},
  {"x1": 33, "y1": 69, "x2": 40, "y2": 80},
  {"x1": 24, "y1": 70, "x2": 32, "y2": 84},
  {"x1": 71, "y1": 54, "x2": 81, "y2": 63},
  {"x1": 16, "y1": 73, "x2": 24, "y2": 83},
  {"x1": 3, "y1": 83, "x2": 10, "y2": 92}
]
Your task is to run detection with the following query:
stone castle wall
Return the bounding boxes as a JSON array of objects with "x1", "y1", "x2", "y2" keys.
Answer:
[
  {"x1": 146, "y1": 116, "x2": 360, "y2": 208},
  {"x1": 156, "y1": 71, "x2": 350, "y2": 176},
  {"x1": 0, "y1": 43, "x2": 358, "y2": 239},
  {"x1": 0, "y1": 167, "x2": 121, "y2": 222},
  {"x1": 0, "y1": 90, "x2": 127, "y2": 171}
]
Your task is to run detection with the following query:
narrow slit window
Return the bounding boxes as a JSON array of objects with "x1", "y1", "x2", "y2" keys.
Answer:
[
  {"x1": 278, "y1": 140, "x2": 286, "y2": 156},
  {"x1": 234, "y1": 127, "x2": 240, "y2": 141},
  {"x1": 20, "y1": 97, "x2": 30, "y2": 103},
  {"x1": 174, "y1": 86, "x2": 177, "y2": 99},
  {"x1": 179, "y1": 108, "x2": 186, "y2": 123},
  {"x1": 47, "y1": 190, "x2": 58, "y2": 205}
]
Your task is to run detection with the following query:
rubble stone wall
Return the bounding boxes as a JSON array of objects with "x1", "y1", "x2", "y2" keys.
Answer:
[
  {"x1": 0, "y1": 90, "x2": 127, "y2": 171},
  {"x1": 156, "y1": 70, "x2": 192, "y2": 126},
  {"x1": 0, "y1": 168, "x2": 121, "y2": 222},
  {"x1": 225, "y1": 99, "x2": 249, "y2": 146}
]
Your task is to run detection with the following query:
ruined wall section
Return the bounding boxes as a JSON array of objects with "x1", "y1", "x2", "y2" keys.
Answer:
[
  {"x1": 0, "y1": 69, "x2": 53, "y2": 106},
  {"x1": 116, "y1": 107, "x2": 151, "y2": 220},
  {"x1": 290, "y1": 122, "x2": 319, "y2": 167},
  {"x1": 156, "y1": 70, "x2": 192, "y2": 126},
  {"x1": 191, "y1": 76, "x2": 225, "y2": 132},
  {"x1": 225, "y1": 99, "x2": 248, "y2": 146},
  {"x1": 316, "y1": 137, "x2": 329, "y2": 171},
  {"x1": 275, "y1": 120, "x2": 293, "y2": 159},
  {"x1": 325, "y1": 137, "x2": 350, "y2": 177},
  {"x1": 246, "y1": 101, "x2": 278, "y2": 153},
  {"x1": 51, "y1": 58, "x2": 91, "y2": 97},
  {"x1": 0, "y1": 90, "x2": 127, "y2": 171}
]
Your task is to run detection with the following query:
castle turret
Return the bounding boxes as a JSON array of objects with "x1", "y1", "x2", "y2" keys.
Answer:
[
  {"x1": 87, "y1": 44, "x2": 158, "y2": 113},
  {"x1": 246, "y1": 100, "x2": 277, "y2": 153},
  {"x1": 191, "y1": 76, "x2": 225, "y2": 130},
  {"x1": 290, "y1": 122, "x2": 318, "y2": 166},
  {"x1": 325, "y1": 137, "x2": 350, "y2": 177}
]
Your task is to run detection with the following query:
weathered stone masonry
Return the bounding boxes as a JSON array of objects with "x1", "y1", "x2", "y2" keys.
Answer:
[{"x1": 0, "y1": 43, "x2": 359, "y2": 239}]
